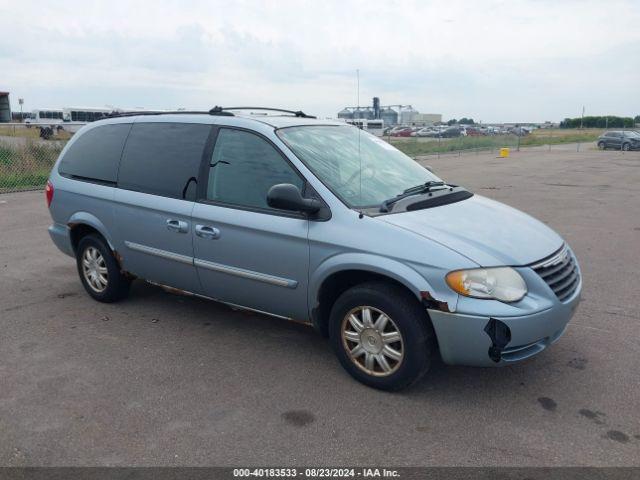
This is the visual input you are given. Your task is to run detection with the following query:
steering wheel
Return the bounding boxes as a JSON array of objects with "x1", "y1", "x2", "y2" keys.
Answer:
[{"x1": 341, "y1": 165, "x2": 376, "y2": 198}]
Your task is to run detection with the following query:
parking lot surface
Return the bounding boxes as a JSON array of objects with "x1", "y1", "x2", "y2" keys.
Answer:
[{"x1": 1, "y1": 147, "x2": 639, "y2": 466}]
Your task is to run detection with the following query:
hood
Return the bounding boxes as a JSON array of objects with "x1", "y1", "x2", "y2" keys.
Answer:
[{"x1": 379, "y1": 194, "x2": 563, "y2": 267}]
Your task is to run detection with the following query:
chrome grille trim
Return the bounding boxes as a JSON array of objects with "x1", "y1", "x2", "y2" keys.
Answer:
[
  {"x1": 529, "y1": 244, "x2": 569, "y2": 270},
  {"x1": 529, "y1": 244, "x2": 580, "y2": 302}
]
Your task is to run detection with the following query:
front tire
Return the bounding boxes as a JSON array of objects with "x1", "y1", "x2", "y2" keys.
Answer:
[
  {"x1": 329, "y1": 282, "x2": 433, "y2": 391},
  {"x1": 76, "y1": 234, "x2": 131, "y2": 303},
  {"x1": 622, "y1": 142, "x2": 631, "y2": 151}
]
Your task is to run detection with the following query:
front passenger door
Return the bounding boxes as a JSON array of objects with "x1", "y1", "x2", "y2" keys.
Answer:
[{"x1": 192, "y1": 128, "x2": 310, "y2": 320}]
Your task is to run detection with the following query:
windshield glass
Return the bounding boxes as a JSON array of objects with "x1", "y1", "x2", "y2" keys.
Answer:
[{"x1": 277, "y1": 125, "x2": 441, "y2": 208}]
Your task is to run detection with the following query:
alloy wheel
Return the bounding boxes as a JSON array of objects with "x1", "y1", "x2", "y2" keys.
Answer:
[
  {"x1": 341, "y1": 306, "x2": 404, "y2": 377},
  {"x1": 82, "y1": 246, "x2": 108, "y2": 293}
]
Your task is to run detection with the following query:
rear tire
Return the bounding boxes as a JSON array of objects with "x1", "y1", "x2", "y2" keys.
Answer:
[
  {"x1": 76, "y1": 234, "x2": 131, "y2": 303},
  {"x1": 622, "y1": 142, "x2": 631, "y2": 151},
  {"x1": 329, "y1": 281, "x2": 433, "y2": 391},
  {"x1": 597, "y1": 141, "x2": 605, "y2": 150}
]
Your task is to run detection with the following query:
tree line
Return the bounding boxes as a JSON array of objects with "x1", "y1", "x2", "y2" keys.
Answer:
[
  {"x1": 446, "y1": 117, "x2": 475, "y2": 125},
  {"x1": 560, "y1": 116, "x2": 638, "y2": 128}
]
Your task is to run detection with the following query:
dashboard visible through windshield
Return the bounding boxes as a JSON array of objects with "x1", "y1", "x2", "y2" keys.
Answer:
[{"x1": 277, "y1": 125, "x2": 442, "y2": 209}]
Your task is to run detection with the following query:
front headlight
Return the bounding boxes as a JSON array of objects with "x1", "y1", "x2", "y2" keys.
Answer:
[{"x1": 445, "y1": 267, "x2": 527, "y2": 302}]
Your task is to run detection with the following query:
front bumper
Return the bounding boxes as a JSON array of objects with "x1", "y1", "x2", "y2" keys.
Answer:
[{"x1": 428, "y1": 279, "x2": 581, "y2": 367}]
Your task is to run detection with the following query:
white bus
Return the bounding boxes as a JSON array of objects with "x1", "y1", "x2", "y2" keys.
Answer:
[
  {"x1": 26, "y1": 109, "x2": 64, "y2": 125},
  {"x1": 344, "y1": 118, "x2": 385, "y2": 136},
  {"x1": 62, "y1": 107, "x2": 113, "y2": 123}
]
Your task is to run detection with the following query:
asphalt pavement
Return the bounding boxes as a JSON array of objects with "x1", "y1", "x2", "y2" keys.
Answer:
[{"x1": 0, "y1": 147, "x2": 639, "y2": 466}]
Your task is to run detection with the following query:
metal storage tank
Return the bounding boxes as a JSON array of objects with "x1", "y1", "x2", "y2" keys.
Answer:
[
  {"x1": 353, "y1": 107, "x2": 375, "y2": 120},
  {"x1": 337, "y1": 108, "x2": 353, "y2": 120},
  {"x1": 380, "y1": 107, "x2": 398, "y2": 126},
  {"x1": 399, "y1": 105, "x2": 418, "y2": 124}
]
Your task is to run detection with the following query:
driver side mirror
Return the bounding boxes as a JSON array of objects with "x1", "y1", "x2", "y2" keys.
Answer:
[{"x1": 267, "y1": 183, "x2": 321, "y2": 215}]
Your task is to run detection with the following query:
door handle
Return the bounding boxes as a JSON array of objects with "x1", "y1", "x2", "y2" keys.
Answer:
[
  {"x1": 195, "y1": 224, "x2": 221, "y2": 239},
  {"x1": 166, "y1": 219, "x2": 189, "y2": 233}
]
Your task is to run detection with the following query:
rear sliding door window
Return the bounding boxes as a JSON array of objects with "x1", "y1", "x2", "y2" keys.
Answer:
[
  {"x1": 118, "y1": 122, "x2": 211, "y2": 199},
  {"x1": 58, "y1": 123, "x2": 131, "y2": 183}
]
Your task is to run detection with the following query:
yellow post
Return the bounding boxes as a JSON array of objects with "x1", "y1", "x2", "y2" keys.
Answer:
[{"x1": 499, "y1": 147, "x2": 510, "y2": 158}]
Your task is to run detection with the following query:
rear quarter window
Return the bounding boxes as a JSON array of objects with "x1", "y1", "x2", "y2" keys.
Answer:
[
  {"x1": 117, "y1": 122, "x2": 211, "y2": 199},
  {"x1": 58, "y1": 123, "x2": 131, "y2": 183}
]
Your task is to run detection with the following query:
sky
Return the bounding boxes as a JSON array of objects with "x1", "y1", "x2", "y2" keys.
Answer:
[{"x1": 1, "y1": 0, "x2": 639, "y2": 122}]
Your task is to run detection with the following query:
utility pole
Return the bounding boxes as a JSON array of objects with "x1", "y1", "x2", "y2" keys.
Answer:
[
  {"x1": 356, "y1": 69, "x2": 360, "y2": 111},
  {"x1": 580, "y1": 105, "x2": 585, "y2": 129}
]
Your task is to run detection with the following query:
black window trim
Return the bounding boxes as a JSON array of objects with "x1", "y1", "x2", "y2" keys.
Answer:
[
  {"x1": 196, "y1": 124, "x2": 331, "y2": 221},
  {"x1": 58, "y1": 172, "x2": 118, "y2": 187}
]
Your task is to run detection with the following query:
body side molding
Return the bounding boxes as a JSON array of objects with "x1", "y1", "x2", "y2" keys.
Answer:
[{"x1": 194, "y1": 258, "x2": 298, "y2": 288}]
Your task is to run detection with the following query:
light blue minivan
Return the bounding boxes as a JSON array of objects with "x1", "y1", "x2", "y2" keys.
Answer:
[{"x1": 46, "y1": 107, "x2": 581, "y2": 390}]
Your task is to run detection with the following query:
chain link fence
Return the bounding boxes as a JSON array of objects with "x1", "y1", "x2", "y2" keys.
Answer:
[
  {"x1": 384, "y1": 127, "x2": 605, "y2": 159},
  {"x1": 0, "y1": 124, "x2": 70, "y2": 193},
  {"x1": 0, "y1": 122, "x2": 620, "y2": 194}
]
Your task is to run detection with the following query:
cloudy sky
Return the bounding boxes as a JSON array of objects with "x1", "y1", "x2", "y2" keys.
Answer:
[{"x1": 1, "y1": 0, "x2": 639, "y2": 122}]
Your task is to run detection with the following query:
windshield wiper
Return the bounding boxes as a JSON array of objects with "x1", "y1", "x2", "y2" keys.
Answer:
[{"x1": 379, "y1": 181, "x2": 446, "y2": 212}]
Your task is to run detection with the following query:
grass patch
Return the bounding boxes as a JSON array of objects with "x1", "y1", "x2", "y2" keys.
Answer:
[
  {"x1": 388, "y1": 129, "x2": 603, "y2": 156},
  {"x1": 0, "y1": 170, "x2": 51, "y2": 191},
  {"x1": 389, "y1": 135, "x2": 519, "y2": 156},
  {"x1": 521, "y1": 128, "x2": 602, "y2": 146},
  {"x1": 0, "y1": 140, "x2": 65, "y2": 192},
  {"x1": 0, "y1": 125, "x2": 73, "y2": 141}
]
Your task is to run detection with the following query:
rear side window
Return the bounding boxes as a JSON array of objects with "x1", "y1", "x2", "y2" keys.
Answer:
[
  {"x1": 118, "y1": 122, "x2": 211, "y2": 199},
  {"x1": 58, "y1": 123, "x2": 131, "y2": 183},
  {"x1": 206, "y1": 128, "x2": 304, "y2": 210}
]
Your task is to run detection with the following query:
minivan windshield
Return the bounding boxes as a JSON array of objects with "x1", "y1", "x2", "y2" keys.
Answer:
[{"x1": 277, "y1": 125, "x2": 441, "y2": 208}]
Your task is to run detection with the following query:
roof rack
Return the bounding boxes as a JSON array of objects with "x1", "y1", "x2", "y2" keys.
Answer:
[
  {"x1": 104, "y1": 110, "x2": 209, "y2": 119},
  {"x1": 209, "y1": 106, "x2": 316, "y2": 119},
  {"x1": 104, "y1": 107, "x2": 316, "y2": 120}
]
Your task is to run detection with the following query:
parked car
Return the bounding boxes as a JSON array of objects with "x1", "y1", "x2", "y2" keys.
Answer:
[
  {"x1": 414, "y1": 127, "x2": 436, "y2": 137},
  {"x1": 423, "y1": 129, "x2": 443, "y2": 138},
  {"x1": 597, "y1": 130, "x2": 640, "y2": 151},
  {"x1": 391, "y1": 127, "x2": 413, "y2": 137},
  {"x1": 46, "y1": 109, "x2": 581, "y2": 391},
  {"x1": 465, "y1": 127, "x2": 483, "y2": 136},
  {"x1": 384, "y1": 125, "x2": 407, "y2": 136},
  {"x1": 509, "y1": 126, "x2": 532, "y2": 136},
  {"x1": 440, "y1": 126, "x2": 462, "y2": 138}
]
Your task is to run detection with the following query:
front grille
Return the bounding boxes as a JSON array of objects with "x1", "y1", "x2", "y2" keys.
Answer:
[{"x1": 529, "y1": 245, "x2": 580, "y2": 302}]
